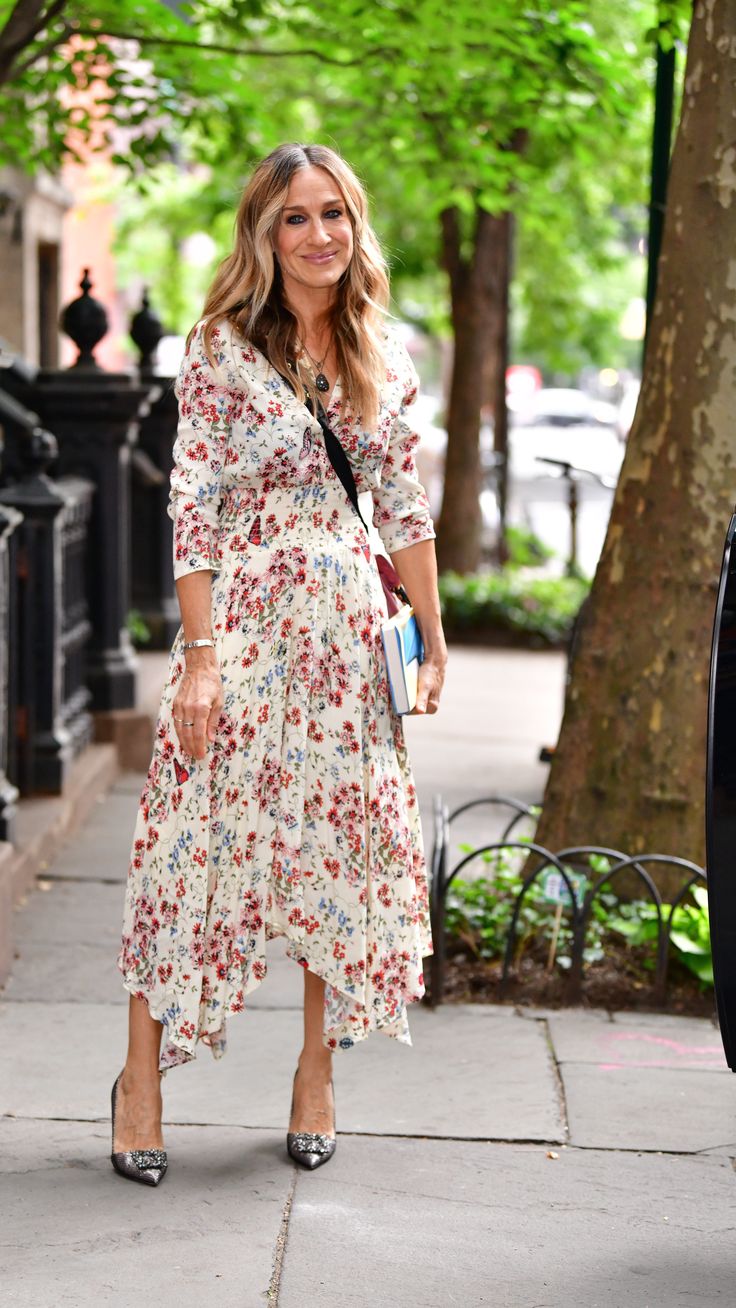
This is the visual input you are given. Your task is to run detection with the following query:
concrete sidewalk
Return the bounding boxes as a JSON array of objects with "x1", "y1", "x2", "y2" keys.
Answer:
[{"x1": 1, "y1": 649, "x2": 734, "y2": 1307}]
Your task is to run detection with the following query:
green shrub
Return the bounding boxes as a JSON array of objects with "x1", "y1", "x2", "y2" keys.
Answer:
[
  {"x1": 438, "y1": 570, "x2": 590, "y2": 644},
  {"x1": 505, "y1": 525, "x2": 555, "y2": 570}
]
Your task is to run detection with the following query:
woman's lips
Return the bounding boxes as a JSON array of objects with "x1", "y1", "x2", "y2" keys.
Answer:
[{"x1": 302, "y1": 251, "x2": 338, "y2": 263}]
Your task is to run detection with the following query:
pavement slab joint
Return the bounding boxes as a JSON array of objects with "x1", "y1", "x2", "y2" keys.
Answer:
[
  {"x1": 267, "y1": 1169, "x2": 298, "y2": 1306},
  {"x1": 541, "y1": 1016, "x2": 570, "y2": 1145}
]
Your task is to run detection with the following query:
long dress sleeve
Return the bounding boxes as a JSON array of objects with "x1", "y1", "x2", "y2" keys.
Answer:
[
  {"x1": 168, "y1": 320, "x2": 243, "y2": 580},
  {"x1": 371, "y1": 341, "x2": 436, "y2": 556}
]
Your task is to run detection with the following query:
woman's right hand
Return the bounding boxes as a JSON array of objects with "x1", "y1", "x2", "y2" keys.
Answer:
[{"x1": 172, "y1": 651, "x2": 224, "y2": 760}]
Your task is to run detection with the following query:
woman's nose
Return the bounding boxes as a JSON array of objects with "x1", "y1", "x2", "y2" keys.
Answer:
[{"x1": 309, "y1": 220, "x2": 331, "y2": 245}]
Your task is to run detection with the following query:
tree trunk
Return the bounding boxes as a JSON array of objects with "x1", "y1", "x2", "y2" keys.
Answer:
[
  {"x1": 533, "y1": 0, "x2": 736, "y2": 871},
  {"x1": 435, "y1": 205, "x2": 507, "y2": 574},
  {"x1": 492, "y1": 212, "x2": 512, "y2": 565},
  {"x1": 0, "y1": 1, "x2": 68, "y2": 87}
]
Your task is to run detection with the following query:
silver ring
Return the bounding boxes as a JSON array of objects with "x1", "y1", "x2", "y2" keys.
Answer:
[{"x1": 174, "y1": 716, "x2": 195, "y2": 726}]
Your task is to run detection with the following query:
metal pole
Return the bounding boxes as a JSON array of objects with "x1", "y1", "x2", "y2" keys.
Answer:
[{"x1": 568, "y1": 474, "x2": 579, "y2": 578}]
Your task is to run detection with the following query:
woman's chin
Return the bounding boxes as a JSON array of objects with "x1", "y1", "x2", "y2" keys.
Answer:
[{"x1": 287, "y1": 263, "x2": 348, "y2": 292}]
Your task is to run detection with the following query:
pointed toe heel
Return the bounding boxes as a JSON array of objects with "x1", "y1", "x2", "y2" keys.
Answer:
[
  {"x1": 110, "y1": 1072, "x2": 168, "y2": 1188},
  {"x1": 286, "y1": 1073, "x2": 336, "y2": 1170},
  {"x1": 286, "y1": 1131, "x2": 337, "y2": 1169},
  {"x1": 111, "y1": 1148, "x2": 168, "y2": 1187}
]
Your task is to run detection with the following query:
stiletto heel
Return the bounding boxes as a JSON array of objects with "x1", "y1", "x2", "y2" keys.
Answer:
[
  {"x1": 110, "y1": 1070, "x2": 168, "y2": 1187},
  {"x1": 286, "y1": 1068, "x2": 337, "y2": 1170}
]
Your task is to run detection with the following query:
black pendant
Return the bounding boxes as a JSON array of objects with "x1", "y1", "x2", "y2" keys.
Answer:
[{"x1": 315, "y1": 372, "x2": 330, "y2": 393}]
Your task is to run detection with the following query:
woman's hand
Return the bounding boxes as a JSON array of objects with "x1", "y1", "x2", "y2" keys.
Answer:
[
  {"x1": 383, "y1": 539, "x2": 447, "y2": 718},
  {"x1": 411, "y1": 651, "x2": 447, "y2": 715},
  {"x1": 172, "y1": 650, "x2": 224, "y2": 759}
]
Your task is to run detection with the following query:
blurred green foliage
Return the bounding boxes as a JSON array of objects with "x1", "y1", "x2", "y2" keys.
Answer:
[
  {"x1": 0, "y1": 1, "x2": 692, "y2": 374},
  {"x1": 608, "y1": 885, "x2": 713, "y2": 985},
  {"x1": 438, "y1": 569, "x2": 589, "y2": 644},
  {"x1": 504, "y1": 525, "x2": 555, "y2": 570},
  {"x1": 126, "y1": 608, "x2": 151, "y2": 647}
]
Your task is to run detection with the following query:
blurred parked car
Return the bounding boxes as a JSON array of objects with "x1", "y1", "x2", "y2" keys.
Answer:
[
  {"x1": 509, "y1": 387, "x2": 624, "y2": 483},
  {"x1": 511, "y1": 387, "x2": 619, "y2": 429}
]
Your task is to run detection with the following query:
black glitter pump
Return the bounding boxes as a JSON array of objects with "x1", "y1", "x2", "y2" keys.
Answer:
[
  {"x1": 110, "y1": 1071, "x2": 168, "y2": 1187},
  {"x1": 286, "y1": 1068, "x2": 337, "y2": 1170}
]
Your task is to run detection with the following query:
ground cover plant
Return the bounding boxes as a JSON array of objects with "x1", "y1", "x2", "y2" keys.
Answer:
[{"x1": 439, "y1": 845, "x2": 714, "y2": 1015}]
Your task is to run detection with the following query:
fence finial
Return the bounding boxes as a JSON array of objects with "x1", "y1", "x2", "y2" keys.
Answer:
[
  {"x1": 60, "y1": 269, "x2": 108, "y2": 370},
  {"x1": 130, "y1": 288, "x2": 164, "y2": 377}
]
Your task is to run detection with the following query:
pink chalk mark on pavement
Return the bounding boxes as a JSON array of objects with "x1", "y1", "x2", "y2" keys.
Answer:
[{"x1": 597, "y1": 1030, "x2": 726, "y2": 1071}]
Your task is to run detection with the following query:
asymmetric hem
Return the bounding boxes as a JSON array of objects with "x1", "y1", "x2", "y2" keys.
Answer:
[{"x1": 119, "y1": 918, "x2": 417, "y2": 1075}]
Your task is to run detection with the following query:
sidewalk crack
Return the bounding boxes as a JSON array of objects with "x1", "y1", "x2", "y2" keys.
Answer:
[
  {"x1": 265, "y1": 1167, "x2": 298, "y2": 1306},
  {"x1": 541, "y1": 1016, "x2": 570, "y2": 1144}
]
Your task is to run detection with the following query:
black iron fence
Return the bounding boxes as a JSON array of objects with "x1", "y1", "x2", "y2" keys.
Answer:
[
  {"x1": 0, "y1": 274, "x2": 176, "y2": 835},
  {"x1": 428, "y1": 793, "x2": 707, "y2": 1009}
]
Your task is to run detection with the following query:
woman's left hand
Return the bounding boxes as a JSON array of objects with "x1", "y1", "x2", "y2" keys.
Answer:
[{"x1": 411, "y1": 654, "x2": 446, "y2": 715}]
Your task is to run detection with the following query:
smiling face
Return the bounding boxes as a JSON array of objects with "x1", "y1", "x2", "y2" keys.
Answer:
[{"x1": 273, "y1": 165, "x2": 354, "y2": 304}]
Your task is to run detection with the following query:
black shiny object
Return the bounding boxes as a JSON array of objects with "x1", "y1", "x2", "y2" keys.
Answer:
[
  {"x1": 60, "y1": 269, "x2": 108, "y2": 370},
  {"x1": 110, "y1": 1072, "x2": 168, "y2": 1187},
  {"x1": 286, "y1": 1071, "x2": 337, "y2": 1169},
  {"x1": 315, "y1": 372, "x2": 330, "y2": 393},
  {"x1": 130, "y1": 287, "x2": 164, "y2": 376},
  {"x1": 706, "y1": 511, "x2": 736, "y2": 1071}
]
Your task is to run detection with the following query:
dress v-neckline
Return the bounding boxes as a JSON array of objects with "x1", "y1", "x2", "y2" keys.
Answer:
[
  {"x1": 228, "y1": 324, "x2": 342, "y2": 425},
  {"x1": 282, "y1": 363, "x2": 341, "y2": 428}
]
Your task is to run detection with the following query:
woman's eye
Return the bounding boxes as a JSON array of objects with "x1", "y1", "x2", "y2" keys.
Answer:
[{"x1": 284, "y1": 208, "x2": 343, "y2": 225}]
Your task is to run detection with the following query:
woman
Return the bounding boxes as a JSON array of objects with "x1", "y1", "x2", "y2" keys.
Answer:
[{"x1": 112, "y1": 142, "x2": 447, "y2": 1186}]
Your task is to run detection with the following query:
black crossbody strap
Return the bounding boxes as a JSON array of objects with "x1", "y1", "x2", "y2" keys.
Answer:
[
  {"x1": 278, "y1": 370, "x2": 370, "y2": 535},
  {"x1": 276, "y1": 365, "x2": 412, "y2": 613}
]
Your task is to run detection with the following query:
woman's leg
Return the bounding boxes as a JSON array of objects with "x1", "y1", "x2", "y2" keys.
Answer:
[
  {"x1": 289, "y1": 968, "x2": 335, "y2": 1135},
  {"x1": 113, "y1": 995, "x2": 165, "y2": 1151}
]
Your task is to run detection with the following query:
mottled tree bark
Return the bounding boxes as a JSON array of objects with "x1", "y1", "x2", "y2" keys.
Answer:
[{"x1": 533, "y1": 0, "x2": 736, "y2": 871}]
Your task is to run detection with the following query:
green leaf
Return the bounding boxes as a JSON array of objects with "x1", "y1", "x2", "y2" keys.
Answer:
[{"x1": 669, "y1": 930, "x2": 709, "y2": 957}]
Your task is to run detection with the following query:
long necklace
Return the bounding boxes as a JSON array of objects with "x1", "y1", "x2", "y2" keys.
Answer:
[{"x1": 300, "y1": 340, "x2": 331, "y2": 394}]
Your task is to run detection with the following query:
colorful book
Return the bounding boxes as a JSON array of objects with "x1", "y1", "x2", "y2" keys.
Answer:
[{"x1": 381, "y1": 605, "x2": 425, "y2": 715}]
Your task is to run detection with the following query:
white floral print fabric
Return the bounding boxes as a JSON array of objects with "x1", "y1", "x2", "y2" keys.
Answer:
[{"x1": 116, "y1": 317, "x2": 436, "y2": 1072}]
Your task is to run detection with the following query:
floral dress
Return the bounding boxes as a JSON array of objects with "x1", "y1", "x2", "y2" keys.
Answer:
[{"x1": 116, "y1": 316, "x2": 436, "y2": 1072}]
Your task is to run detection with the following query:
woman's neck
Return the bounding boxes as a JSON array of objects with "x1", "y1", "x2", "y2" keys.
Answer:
[{"x1": 283, "y1": 282, "x2": 334, "y2": 346}]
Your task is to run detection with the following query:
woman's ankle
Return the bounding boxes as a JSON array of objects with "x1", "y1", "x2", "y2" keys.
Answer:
[
  {"x1": 120, "y1": 1064, "x2": 162, "y2": 1094},
  {"x1": 297, "y1": 1048, "x2": 333, "y2": 1078}
]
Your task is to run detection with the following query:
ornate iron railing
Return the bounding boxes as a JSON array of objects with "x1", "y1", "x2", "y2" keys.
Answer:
[{"x1": 428, "y1": 793, "x2": 706, "y2": 1008}]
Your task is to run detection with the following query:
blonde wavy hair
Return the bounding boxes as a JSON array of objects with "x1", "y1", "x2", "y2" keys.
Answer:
[{"x1": 193, "y1": 143, "x2": 391, "y2": 427}]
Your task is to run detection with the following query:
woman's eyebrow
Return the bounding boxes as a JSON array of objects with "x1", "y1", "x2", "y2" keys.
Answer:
[{"x1": 282, "y1": 198, "x2": 343, "y2": 211}]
